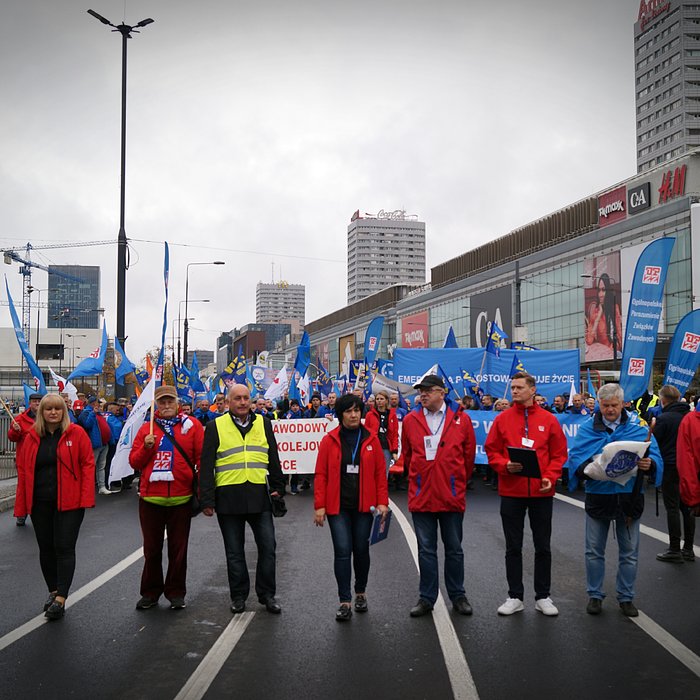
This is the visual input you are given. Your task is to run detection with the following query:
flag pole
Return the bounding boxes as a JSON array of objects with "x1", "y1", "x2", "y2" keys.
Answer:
[{"x1": 149, "y1": 395, "x2": 155, "y2": 436}]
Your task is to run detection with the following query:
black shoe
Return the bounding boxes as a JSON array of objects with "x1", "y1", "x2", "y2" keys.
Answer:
[
  {"x1": 410, "y1": 599, "x2": 434, "y2": 617},
  {"x1": 169, "y1": 598, "x2": 186, "y2": 610},
  {"x1": 335, "y1": 604, "x2": 352, "y2": 621},
  {"x1": 586, "y1": 598, "x2": 602, "y2": 615},
  {"x1": 354, "y1": 594, "x2": 368, "y2": 613},
  {"x1": 230, "y1": 598, "x2": 246, "y2": 614},
  {"x1": 260, "y1": 597, "x2": 281, "y2": 614},
  {"x1": 45, "y1": 600, "x2": 65, "y2": 620},
  {"x1": 16, "y1": 516, "x2": 26, "y2": 526},
  {"x1": 43, "y1": 592, "x2": 57, "y2": 612},
  {"x1": 619, "y1": 601, "x2": 639, "y2": 617},
  {"x1": 682, "y1": 548, "x2": 695, "y2": 562},
  {"x1": 466, "y1": 479, "x2": 474, "y2": 491},
  {"x1": 452, "y1": 596, "x2": 473, "y2": 616},
  {"x1": 135, "y1": 596, "x2": 158, "y2": 610},
  {"x1": 656, "y1": 549, "x2": 683, "y2": 563}
]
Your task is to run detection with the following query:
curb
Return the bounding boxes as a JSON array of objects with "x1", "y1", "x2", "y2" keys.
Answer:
[{"x1": 0, "y1": 478, "x2": 17, "y2": 513}]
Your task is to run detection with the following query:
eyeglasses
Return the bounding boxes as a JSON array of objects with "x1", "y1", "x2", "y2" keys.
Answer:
[{"x1": 419, "y1": 387, "x2": 444, "y2": 394}]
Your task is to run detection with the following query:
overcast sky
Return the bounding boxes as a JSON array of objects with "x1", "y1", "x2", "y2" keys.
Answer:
[{"x1": 1, "y1": 0, "x2": 643, "y2": 362}]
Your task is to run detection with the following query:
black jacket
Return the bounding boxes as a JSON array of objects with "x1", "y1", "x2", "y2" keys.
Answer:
[{"x1": 652, "y1": 401, "x2": 690, "y2": 472}]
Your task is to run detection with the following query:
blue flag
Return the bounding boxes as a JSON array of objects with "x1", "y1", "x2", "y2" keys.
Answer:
[
  {"x1": 188, "y1": 352, "x2": 206, "y2": 392},
  {"x1": 68, "y1": 323, "x2": 108, "y2": 380},
  {"x1": 619, "y1": 238, "x2": 675, "y2": 399},
  {"x1": 316, "y1": 356, "x2": 333, "y2": 396},
  {"x1": 288, "y1": 372, "x2": 300, "y2": 402},
  {"x1": 397, "y1": 387, "x2": 409, "y2": 412},
  {"x1": 173, "y1": 362, "x2": 192, "y2": 400},
  {"x1": 586, "y1": 368, "x2": 596, "y2": 398},
  {"x1": 114, "y1": 336, "x2": 136, "y2": 386},
  {"x1": 508, "y1": 354, "x2": 526, "y2": 377},
  {"x1": 5, "y1": 277, "x2": 46, "y2": 393},
  {"x1": 23, "y1": 383, "x2": 36, "y2": 407},
  {"x1": 443, "y1": 326, "x2": 458, "y2": 349},
  {"x1": 155, "y1": 242, "x2": 170, "y2": 385},
  {"x1": 294, "y1": 332, "x2": 311, "y2": 377},
  {"x1": 663, "y1": 309, "x2": 700, "y2": 393},
  {"x1": 460, "y1": 367, "x2": 484, "y2": 406},
  {"x1": 134, "y1": 368, "x2": 149, "y2": 387},
  {"x1": 485, "y1": 322, "x2": 508, "y2": 358},
  {"x1": 363, "y1": 316, "x2": 384, "y2": 367},
  {"x1": 511, "y1": 341, "x2": 539, "y2": 351}
]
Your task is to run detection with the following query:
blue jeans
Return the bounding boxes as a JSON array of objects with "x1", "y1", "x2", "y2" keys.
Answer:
[
  {"x1": 217, "y1": 511, "x2": 277, "y2": 602},
  {"x1": 412, "y1": 511, "x2": 465, "y2": 605},
  {"x1": 585, "y1": 514, "x2": 640, "y2": 603},
  {"x1": 327, "y1": 510, "x2": 373, "y2": 602}
]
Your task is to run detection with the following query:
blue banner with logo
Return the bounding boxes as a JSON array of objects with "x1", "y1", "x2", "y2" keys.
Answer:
[
  {"x1": 619, "y1": 237, "x2": 675, "y2": 399},
  {"x1": 363, "y1": 316, "x2": 384, "y2": 367},
  {"x1": 663, "y1": 309, "x2": 700, "y2": 393},
  {"x1": 466, "y1": 410, "x2": 589, "y2": 464},
  {"x1": 393, "y1": 348, "x2": 579, "y2": 403}
]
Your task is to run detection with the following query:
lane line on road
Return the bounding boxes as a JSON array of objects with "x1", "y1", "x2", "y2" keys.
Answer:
[
  {"x1": 632, "y1": 612, "x2": 700, "y2": 677},
  {"x1": 554, "y1": 491, "x2": 700, "y2": 677},
  {"x1": 174, "y1": 612, "x2": 255, "y2": 700},
  {"x1": 0, "y1": 545, "x2": 145, "y2": 653},
  {"x1": 554, "y1": 493, "x2": 700, "y2": 555},
  {"x1": 389, "y1": 499, "x2": 480, "y2": 700}
]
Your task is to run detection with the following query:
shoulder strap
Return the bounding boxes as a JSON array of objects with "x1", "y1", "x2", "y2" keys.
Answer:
[{"x1": 155, "y1": 420, "x2": 196, "y2": 474}]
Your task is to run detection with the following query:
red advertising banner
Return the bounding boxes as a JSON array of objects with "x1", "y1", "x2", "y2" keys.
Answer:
[
  {"x1": 401, "y1": 311, "x2": 429, "y2": 348},
  {"x1": 597, "y1": 185, "x2": 626, "y2": 228}
]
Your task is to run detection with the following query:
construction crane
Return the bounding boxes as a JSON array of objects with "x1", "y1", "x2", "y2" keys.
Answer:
[{"x1": 2, "y1": 243, "x2": 85, "y2": 347}]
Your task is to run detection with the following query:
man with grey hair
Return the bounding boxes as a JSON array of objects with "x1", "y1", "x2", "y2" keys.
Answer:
[
  {"x1": 653, "y1": 385, "x2": 694, "y2": 562},
  {"x1": 566, "y1": 383, "x2": 663, "y2": 617}
]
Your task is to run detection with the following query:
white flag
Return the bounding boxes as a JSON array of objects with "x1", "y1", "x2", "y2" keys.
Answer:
[
  {"x1": 109, "y1": 370, "x2": 157, "y2": 482},
  {"x1": 298, "y1": 373, "x2": 310, "y2": 404},
  {"x1": 48, "y1": 366, "x2": 79, "y2": 407},
  {"x1": 568, "y1": 378, "x2": 577, "y2": 407},
  {"x1": 264, "y1": 365, "x2": 288, "y2": 401}
]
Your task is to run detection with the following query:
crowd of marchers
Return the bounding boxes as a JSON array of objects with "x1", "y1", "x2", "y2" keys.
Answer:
[{"x1": 6, "y1": 373, "x2": 700, "y2": 623}]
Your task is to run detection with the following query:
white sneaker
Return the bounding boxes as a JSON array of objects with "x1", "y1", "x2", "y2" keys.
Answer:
[
  {"x1": 535, "y1": 597, "x2": 559, "y2": 616},
  {"x1": 497, "y1": 597, "x2": 524, "y2": 615},
  {"x1": 98, "y1": 487, "x2": 112, "y2": 496}
]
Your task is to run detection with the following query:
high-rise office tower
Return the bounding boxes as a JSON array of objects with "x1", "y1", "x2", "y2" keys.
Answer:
[
  {"x1": 47, "y1": 265, "x2": 101, "y2": 329},
  {"x1": 635, "y1": 1, "x2": 700, "y2": 172},
  {"x1": 256, "y1": 281, "x2": 305, "y2": 325},
  {"x1": 347, "y1": 210, "x2": 426, "y2": 304}
]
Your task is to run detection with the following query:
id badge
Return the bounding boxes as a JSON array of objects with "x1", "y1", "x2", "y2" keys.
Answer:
[
  {"x1": 346, "y1": 463, "x2": 359, "y2": 474},
  {"x1": 521, "y1": 437, "x2": 534, "y2": 448},
  {"x1": 424, "y1": 435, "x2": 438, "y2": 461}
]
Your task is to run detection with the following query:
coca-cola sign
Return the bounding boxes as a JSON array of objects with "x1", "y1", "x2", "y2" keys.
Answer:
[{"x1": 638, "y1": 0, "x2": 671, "y2": 31}]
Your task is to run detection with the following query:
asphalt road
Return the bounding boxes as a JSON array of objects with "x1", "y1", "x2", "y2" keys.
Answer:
[{"x1": 1, "y1": 480, "x2": 699, "y2": 700}]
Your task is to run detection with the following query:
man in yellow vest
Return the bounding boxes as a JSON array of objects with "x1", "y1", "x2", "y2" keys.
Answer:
[{"x1": 200, "y1": 384, "x2": 286, "y2": 614}]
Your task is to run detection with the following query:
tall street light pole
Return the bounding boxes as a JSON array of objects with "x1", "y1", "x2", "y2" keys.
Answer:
[
  {"x1": 177, "y1": 299, "x2": 209, "y2": 366},
  {"x1": 87, "y1": 9, "x2": 154, "y2": 396},
  {"x1": 184, "y1": 262, "x2": 224, "y2": 368},
  {"x1": 66, "y1": 333, "x2": 87, "y2": 373}
]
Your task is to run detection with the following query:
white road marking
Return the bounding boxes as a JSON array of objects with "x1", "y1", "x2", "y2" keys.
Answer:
[
  {"x1": 554, "y1": 491, "x2": 700, "y2": 677},
  {"x1": 174, "y1": 612, "x2": 255, "y2": 700},
  {"x1": 389, "y1": 499, "x2": 480, "y2": 700},
  {"x1": 0, "y1": 545, "x2": 145, "y2": 653}
]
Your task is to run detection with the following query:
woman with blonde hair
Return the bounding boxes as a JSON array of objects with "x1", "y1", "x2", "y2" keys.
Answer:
[{"x1": 14, "y1": 394, "x2": 95, "y2": 620}]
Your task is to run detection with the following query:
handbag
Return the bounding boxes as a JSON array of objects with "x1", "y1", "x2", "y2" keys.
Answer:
[{"x1": 156, "y1": 421, "x2": 201, "y2": 517}]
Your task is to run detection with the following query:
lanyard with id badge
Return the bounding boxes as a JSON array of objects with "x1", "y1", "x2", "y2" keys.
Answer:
[
  {"x1": 424, "y1": 411, "x2": 446, "y2": 461},
  {"x1": 521, "y1": 409, "x2": 534, "y2": 448},
  {"x1": 346, "y1": 431, "x2": 362, "y2": 474}
]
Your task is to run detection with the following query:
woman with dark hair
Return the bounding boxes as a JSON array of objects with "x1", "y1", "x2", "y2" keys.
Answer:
[
  {"x1": 585, "y1": 273, "x2": 622, "y2": 356},
  {"x1": 313, "y1": 393, "x2": 389, "y2": 621},
  {"x1": 14, "y1": 394, "x2": 95, "y2": 620}
]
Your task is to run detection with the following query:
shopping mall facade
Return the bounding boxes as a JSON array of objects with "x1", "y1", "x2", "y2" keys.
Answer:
[{"x1": 306, "y1": 150, "x2": 700, "y2": 389}]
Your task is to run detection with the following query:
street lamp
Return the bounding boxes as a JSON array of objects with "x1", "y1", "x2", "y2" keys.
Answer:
[
  {"x1": 177, "y1": 300, "x2": 209, "y2": 366},
  {"x1": 66, "y1": 333, "x2": 87, "y2": 372},
  {"x1": 52, "y1": 309, "x2": 74, "y2": 375},
  {"x1": 172, "y1": 315, "x2": 196, "y2": 364},
  {"x1": 87, "y1": 9, "x2": 154, "y2": 393},
  {"x1": 184, "y1": 262, "x2": 224, "y2": 368}
]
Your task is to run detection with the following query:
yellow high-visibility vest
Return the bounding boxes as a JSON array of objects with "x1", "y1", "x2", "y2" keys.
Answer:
[{"x1": 214, "y1": 414, "x2": 269, "y2": 487}]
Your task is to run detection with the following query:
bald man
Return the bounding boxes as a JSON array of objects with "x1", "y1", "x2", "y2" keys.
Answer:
[{"x1": 199, "y1": 384, "x2": 286, "y2": 615}]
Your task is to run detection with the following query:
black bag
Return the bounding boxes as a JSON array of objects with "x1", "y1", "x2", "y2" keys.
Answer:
[
  {"x1": 270, "y1": 495, "x2": 287, "y2": 518},
  {"x1": 156, "y1": 420, "x2": 201, "y2": 517}
]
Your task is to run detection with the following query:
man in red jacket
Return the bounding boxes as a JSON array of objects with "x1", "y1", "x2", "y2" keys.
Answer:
[
  {"x1": 485, "y1": 372, "x2": 568, "y2": 617},
  {"x1": 677, "y1": 409, "x2": 700, "y2": 518},
  {"x1": 402, "y1": 374, "x2": 476, "y2": 618}
]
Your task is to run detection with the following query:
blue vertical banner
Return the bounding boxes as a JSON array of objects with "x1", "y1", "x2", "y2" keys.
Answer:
[
  {"x1": 363, "y1": 316, "x2": 384, "y2": 366},
  {"x1": 663, "y1": 309, "x2": 700, "y2": 392},
  {"x1": 619, "y1": 237, "x2": 675, "y2": 399},
  {"x1": 443, "y1": 326, "x2": 458, "y2": 348},
  {"x1": 4, "y1": 276, "x2": 47, "y2": 393},
  {"x1": 155, "y1": 242, "x2": 170, "y2": 385},
  {"x1": 294, "y1": 331, "x2": 311, "y2": 376}
]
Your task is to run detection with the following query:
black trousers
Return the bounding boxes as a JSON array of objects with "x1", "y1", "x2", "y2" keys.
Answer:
[
  {"x1": 662, "y1": 468, "x2": 696, "y2": 550},
  {"x1": 31, "y1": 501, "x2": 85, "y2": 598},
  {"x1": 500, "y1": 496, "x2": 553, "y2": 601}
]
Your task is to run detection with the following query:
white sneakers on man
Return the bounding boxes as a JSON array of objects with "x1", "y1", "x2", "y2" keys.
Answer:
[
  {"x1": 534, "y1": 597, "x2": 559, "y2": 616},
  {"x1": 497, "y1": 597, "x2": 524, "y2": 615}
]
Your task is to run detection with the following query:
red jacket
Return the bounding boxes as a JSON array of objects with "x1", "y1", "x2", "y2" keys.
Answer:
[
  {"x1": 314, "y1": 426, "x2": 389, "y2": 515},
  {"x1": 8, "y1": 410, "x2": 36, "y2": 468},
  {"x1": 130, "y1": 414, "x2": 204, "y2": 500},
  {"x1": 484, "y1": 402, "x2": 567, "y2": 498},
  {"x1": 364, "y1": 407, "x2": 399, "y2": 452},
  {"x1": 14, "y1": 423, "x2": 96, "y2": 517},
  {"x1": 401, "y1": 404, "x2": 475, "y2": 513},
  {"x1": 677, "y1": 410, "x2": 700, "y2": 507}
]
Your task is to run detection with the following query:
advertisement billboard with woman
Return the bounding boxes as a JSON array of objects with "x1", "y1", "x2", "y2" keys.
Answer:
[{"x1": 583, "y1": 253, "x2": 623, "y2": 363}]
